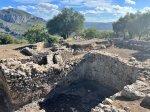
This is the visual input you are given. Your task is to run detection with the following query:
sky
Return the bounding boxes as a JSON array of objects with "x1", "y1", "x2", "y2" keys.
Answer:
[{"x1": 1, "y1": 0, "x2": 150, "y2": 22}]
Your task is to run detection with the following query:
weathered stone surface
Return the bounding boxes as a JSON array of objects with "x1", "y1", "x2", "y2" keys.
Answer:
[
  {"x1": 0, "y1": 49, "x2": 150, "y2": 112},
  {"x1": 102, "y1": 98, "x2": 113, "y2": 105},
  {"x1": 141, "y1": 94, "x2": 150, "y2": 108},
  {"x1": 21, "y1": 47, "x2": 38, "y2": 56},
  {"x1": 121, "y1": 85, "x2": 145, "y2": 100},
  {"x1": 99, "y1": 45, "x2": 106, "y2": 49},
  {"x1": 129, "y1": 57, "x2": 136, "y2": 62},
  {"x1": 53, "y1": 54, "x2": 63, "y2": 65},
  {"x1": 46, "y1": 54, "x2": 53, "y2": 65}
]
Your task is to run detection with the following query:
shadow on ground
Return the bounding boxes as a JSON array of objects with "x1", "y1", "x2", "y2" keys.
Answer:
[
  {"x1": 39, "y1": 80, "x2": 118, "y2": 112},
  {"x1": 132, "y1": 49, "x2": 150, "y2": 62}
]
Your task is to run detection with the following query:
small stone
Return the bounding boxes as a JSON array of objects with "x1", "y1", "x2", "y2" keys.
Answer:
[
  {"x1": 65, "y1": 64, "x2": 70, "y2": 69},
  {"x1": 124, "y1": 106, "x2": 130, "y2": 111},
  {"x1": 141, "y1": 94, "x2": 150, "y2": 108},
  {"x1": 129, "y1": 57, "x2": 136, "y2": 62},
  {"x1": 102, "y1": 98, "x2": 113, "y2": 105},
  {"x1": 121, "y1": 85, "x2": 145, "y2": 100},
  {"x1": 98, "y1": 103, "x2": 104, "y2": 108},
  {"x1": 118, "y1": 109, "x2": 126, "y2": 112},
  {"x1": 111, "y1": 106, "x2": 118, "y2": 112}
]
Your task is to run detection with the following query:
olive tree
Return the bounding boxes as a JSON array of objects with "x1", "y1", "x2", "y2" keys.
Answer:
[{"x1": 47, "y1": 8, "x2": 85, "y2": 39}]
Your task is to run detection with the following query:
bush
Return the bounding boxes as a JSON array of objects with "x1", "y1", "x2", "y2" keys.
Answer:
[
  {"x1": 84, "y1": 28, "x2": 100, "y2": 39},
  {"x1": 99, "y1": 31, "x2": 115, "y2": 39},
  {"x1": 0, "y1": 33, "x2": 15, "y2": 44},
  {"x1": 14, "y1": 39, "x2": 28, "y2": 44},
  {"x1": 47, "y1": 35, "x2": 63, "y2": 44},
  {"x1": 83, "y1": 28, "x2": 115, "y2": 39},
  {"x1": 24, "y1": 24, "x2": 49, "y2": 44}
]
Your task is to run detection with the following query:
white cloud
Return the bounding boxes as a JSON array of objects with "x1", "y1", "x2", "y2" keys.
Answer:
[
  {"x1": 20, "y1": 3, "x2": 60, "y2": 20},
  {"x1": 96, "y1": 7, "x2": 112, "y2": 13},
  {"x1": 112, "y1": 5, "x2": 137, "y2": 14},
  {"x1": 1, "y1": 6, "x2": 14, "y2": 9},
  {"x1": 81, "y1": 5, "x2": 137, "y2": 16},
  {"x1": 125, "y1": 0, "x2": 136, "y2": 5},
  {"x1": 15, "y1": 0, "x2": 52, "y2": 4},
  {"x1": 141, "y1": 7, "x2": 150, "y2": 13},
  {"x1": 40, "y1": 3, "x2": 58, "y2": 9},
  {"x1": 61, "y1": 0, "x2": 112, "y2": 8},
  {"x1": 17, "y1": 5, "x2": 28, "y2": 11}
]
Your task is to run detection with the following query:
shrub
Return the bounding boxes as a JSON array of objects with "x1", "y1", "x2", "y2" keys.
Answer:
[
  {"x1": 24, "y1": 24, "x2": 49, "y2": 44},
  {"x1": 84, "y1": 28, "x2": 100, "y2": 39},
  {"x1": 0, "y1": 33, "x2": 15, "y2": 44},
  {"x1": 47, "y1": 35, "x2": 63, "y2": 44},
  {"x1": 99, "y1": 31, "x2": 115, "y2": 39},
  {"x1": 14, "y1": 39, "x2": 28, "y2": 44},
  {"x1": 84, "y1": 28, "x2": 115, "y2": 39}
]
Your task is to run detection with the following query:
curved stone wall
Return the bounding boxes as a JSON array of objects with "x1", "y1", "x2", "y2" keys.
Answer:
[{"x1": 50, "y1": 51, "x2": 139, "y2": 96}]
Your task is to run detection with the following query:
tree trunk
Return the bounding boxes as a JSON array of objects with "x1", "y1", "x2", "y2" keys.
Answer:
[
  {"x1": 129, "y1": 32, "x2": 133, "y2": 39},
  {"x1": 138, "y1": 35, "x2": 142, "y2": 40},
  {"x1": 123, "y1": 32, "x2": 126, "y2": 39}
]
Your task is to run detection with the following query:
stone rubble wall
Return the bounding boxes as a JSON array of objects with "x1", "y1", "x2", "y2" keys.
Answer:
[
  {"x1": 0, "y1": 57, "x2": 60, "y2": 110},
  {"x1": 0, "y1": 50, "x2": 80, "y2": 111},
  {"x1": 54, "y1": 51, "x2": 140, "y2": 93},
  {"x1": 112, "y1": 38, "x2": 150, "y2": 51}
]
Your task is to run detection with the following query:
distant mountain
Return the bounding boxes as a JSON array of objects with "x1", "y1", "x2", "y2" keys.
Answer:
[
  {"x1": 0, "y1": 8, "x2": 46, "y2": 38},
  {"x1": 84, "y1": 22, "x2": 113, "y2": 31}
]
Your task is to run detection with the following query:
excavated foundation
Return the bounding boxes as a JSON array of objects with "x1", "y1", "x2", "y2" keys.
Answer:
[
  {"x1": 39, "y1": 79, "x2": 118, "y2": 112},
  {"x1": 1, "y1": 50, "x2": 148, "y2": 112},
  {"x1": 39, "y1": 51, "x2": 139, "y2": 112}
]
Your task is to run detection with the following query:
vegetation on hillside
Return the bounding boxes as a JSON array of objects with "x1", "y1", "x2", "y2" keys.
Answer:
[
  {"x1": 23, "y1": 24, "x2": 62, "y2": 44},
  {"x1": 24, "y1": 24, "x2": 49, "y2": 44},
  {"x1": 83, "y1": 28, "x2": 114, "y2": 39},
  {"x1": 0, "y1": 33, "x2": 28, "y2": 44},
  {"x1": 113, "y1": 12, "x2": 150, "y2": 40}
]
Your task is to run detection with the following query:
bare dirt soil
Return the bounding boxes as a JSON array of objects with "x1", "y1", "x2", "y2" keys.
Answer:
[
  {"x1": 0, "y1": 44, "x2": 28, "y2": 59},
  {"x1": 101, "y1": 47, "x2": 138, "y2": 59},
  {"x1": 113, "y1": 99, "x2": 150, "y2": 112}
]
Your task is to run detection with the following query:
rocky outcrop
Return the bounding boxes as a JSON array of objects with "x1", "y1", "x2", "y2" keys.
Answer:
[
  {"x1": 21, "y1": 47, "x2": 39, "y2": 56},
  {"x1": 0, "y1": 8, "x2": 45, "y2": 24}
]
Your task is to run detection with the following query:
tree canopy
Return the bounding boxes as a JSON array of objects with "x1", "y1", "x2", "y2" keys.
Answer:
[
  {"x1": 47, "y1": 8, "x2": 85, "y2": 39},
  {"x1": 113, "y1": 12, "x2": 150, "y2": 40}
]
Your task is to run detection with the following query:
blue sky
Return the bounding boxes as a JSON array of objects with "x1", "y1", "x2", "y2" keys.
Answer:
[{"x1": 1, "y1": 0, "x2": 150, "y2": 22}]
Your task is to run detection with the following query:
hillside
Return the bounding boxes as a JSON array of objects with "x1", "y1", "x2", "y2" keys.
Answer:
[
  {"x1": 0, "y1": 8, "x2": 46, "y2": 38},
  {"x1": 84, "y1": 22, "x2": 113, "y2": 31}
]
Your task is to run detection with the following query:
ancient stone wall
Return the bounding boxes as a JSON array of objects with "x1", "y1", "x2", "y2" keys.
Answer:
[
  {"x1": 112, "y1": 38, "x2": 150, "y2": 51},
  {"x1": 52, "y1": 51, "x2": 140, "y2": 95}
]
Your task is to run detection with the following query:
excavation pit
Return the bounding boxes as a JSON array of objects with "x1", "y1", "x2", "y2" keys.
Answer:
[{"x1": 39, "y1": 79, "x2": 118, "y2": 112}]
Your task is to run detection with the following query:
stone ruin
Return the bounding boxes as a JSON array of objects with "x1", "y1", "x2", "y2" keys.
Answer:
[{"x1": 0, "y1": 39, "x2": 149, "y2": 112}]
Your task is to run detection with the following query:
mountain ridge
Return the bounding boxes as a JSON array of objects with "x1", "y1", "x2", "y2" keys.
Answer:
[
  {"x1": 0, "y1": 8, "x2": 45, "y2": 38},
  {"x1": 84, "y1": 22, "x2": 113, "y2": 31}
]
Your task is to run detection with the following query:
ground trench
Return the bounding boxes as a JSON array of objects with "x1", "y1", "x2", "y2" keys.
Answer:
[
  {"x1": 39, "y1": 79, "x2": 118, "y2": 112},
  {"x1": 39, "y1": 52, "x2": 138, "y2": 112}
]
